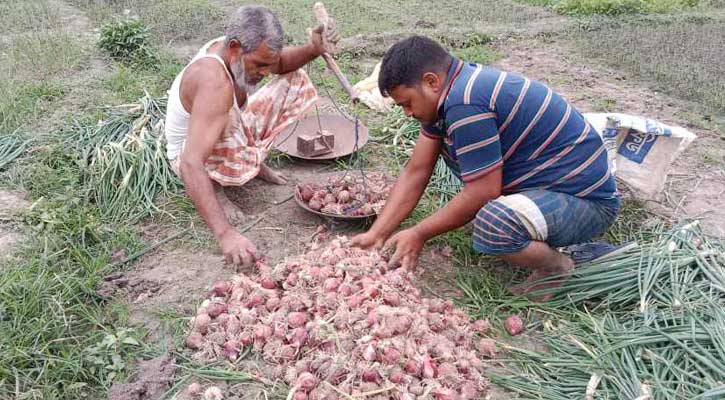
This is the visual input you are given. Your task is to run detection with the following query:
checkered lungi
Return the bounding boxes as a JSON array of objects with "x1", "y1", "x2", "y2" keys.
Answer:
[
  {"x1": 171, "y1": 69, "x2": 317, "y2": 186},
  {"x1": 473, "y1": 190, "x2": 620, "y2": 255}
]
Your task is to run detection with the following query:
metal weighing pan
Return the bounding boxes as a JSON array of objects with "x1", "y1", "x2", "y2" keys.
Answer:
[{"x1": 274, "y1": 114, "x2": 369, "y2": 160}]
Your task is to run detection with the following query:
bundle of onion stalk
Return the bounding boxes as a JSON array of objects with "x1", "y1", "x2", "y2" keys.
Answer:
[
  {"x1": 65, "y1": 93, "x2": 180, "y2": 222},
  {"x1": 185, "y1": 237, "x2": 494, "y2": 399},
  {"x1": 0, "y1": 133, "x2": 32, "y2": 171},
  {"x1": 529, "y1": 221, "x2": 725, "y2": 311},
  {"x1": 491, "y1": 222, "x2": 725, "y2": 399}
]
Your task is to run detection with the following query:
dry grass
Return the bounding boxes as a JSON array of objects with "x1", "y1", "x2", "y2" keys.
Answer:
[
  {"x1": 573, "y1": 14, "x2": 725, "y2": 117},
  {"x1": 3, "y1": 31, "x2": 87, "y2": 82},
  {"x1": 0, "y1": 27, "x2": 86, "y2": 134},
  {"x1": 248, "y1": 0, "x2": 566, "y2": 44},
  {"x1": 0, "y1": 0, "x2": 61, "y2": 33},
  {"x1": 519, "y1": 0, "x2": 699, "y2": 15},
  {"x1": 141, "y1": 0, "x2": 226, "y2": 42},
  {"x1": 68, "y1": 0, "x2": 225, "y2": 43}
]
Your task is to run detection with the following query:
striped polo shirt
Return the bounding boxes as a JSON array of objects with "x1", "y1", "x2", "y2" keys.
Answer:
[{"x1": 422, "y1": 58, "x2": 617, "y2": 202}]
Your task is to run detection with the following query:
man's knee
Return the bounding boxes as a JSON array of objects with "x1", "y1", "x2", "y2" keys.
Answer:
[{"x1": 472, "y1": 200, "x2": 532, "y2": 256}]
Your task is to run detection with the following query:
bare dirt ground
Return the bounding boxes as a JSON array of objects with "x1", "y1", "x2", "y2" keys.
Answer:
[
  {"x1": 107, "y1": 355, "x2": 177, "y2": 400},
  {"x1": 119, "y1": 163, "x2": 326, "y2": 338},
  {"x1": 0, "y1": 190, "x2": 29, "y2": 262},
  {"x1": 51, "y1": 0, "x2": 93, "y2": 37}
]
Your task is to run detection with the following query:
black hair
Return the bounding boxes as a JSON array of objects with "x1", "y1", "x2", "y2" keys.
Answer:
[{"x1": 378, "y1": 35, "x2": 452, "y2": 97}]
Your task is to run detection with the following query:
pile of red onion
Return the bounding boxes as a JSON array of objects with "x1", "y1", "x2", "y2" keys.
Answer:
[
  {"x1": 297, "y1": 172, "x2": 390, "y2": 217},
  {"x1": 185, "y1": 237, "x2": 498, "y2": 399}
]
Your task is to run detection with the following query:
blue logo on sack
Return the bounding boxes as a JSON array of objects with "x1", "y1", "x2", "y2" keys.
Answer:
[{"x1": 618, "y1": 119, "x2": 671, "y2": 164}]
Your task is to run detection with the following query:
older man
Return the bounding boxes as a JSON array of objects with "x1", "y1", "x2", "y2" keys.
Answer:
[{"x1": 164, "y1": 5, "x2": 338, "y2": 266}]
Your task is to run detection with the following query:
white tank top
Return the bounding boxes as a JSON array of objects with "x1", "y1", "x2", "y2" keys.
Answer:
[{"x1": 164, "y1": 37, "x2": 238, "y2": 160}]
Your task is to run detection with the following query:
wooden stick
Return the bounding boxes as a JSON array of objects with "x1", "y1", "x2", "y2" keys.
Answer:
[
  {"x1": 313, "y1": 2, "x2": 359, "y2": 103},
  {"x1": 321, "y1": 53, "x2": 359, "y2": 103}
]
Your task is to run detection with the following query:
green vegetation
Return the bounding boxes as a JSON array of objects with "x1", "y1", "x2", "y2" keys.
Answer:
[
  {"x1": 700, "y1": 148, "x2": 725, "y2": 166},
  {"x1": 448, "y1": 33, "x2": 503, "y2": 65},
  {"x1": 101, "y1": 55, "x2": 183, "y2": 103},
  {"x1": 0, "y1": 81, "x2": 67, "y2": 134},
  {"x1": 0, "y1": 0, "x2": 60, "y2": 33},
  {"x1": 0, "y1": 134, "x2": 33, "y2": 170},
  {"x1": 373, "y1": 107, "x2": 463, "y2": 207},
  {"x1": 0, "y1": 7, "x2": 180, "y2": 395},
  {"x1": 4, "y1": 31, "x2": 87, "y2": 81},
  {"x1": 69, "y1": 0, "x2": 225, "y2": 44},
  {"x1": 244, "y1": 0, "x2": 562, "y2": 45},
  {"x1": 83, "y1": 96, "x2": 181, "y2": 222},
  {"x1": 0, "y1": 18, "x2": 86, "y2": 134},
  {"x1": 99, "y1": 17, "x2": 155, "y2": 63},
  {"x1": 0, "y1": 140, "x2": 145, "y2": 398},
  {"x1": 143, "y1": 0, "x2": 225, "y2": 42}
]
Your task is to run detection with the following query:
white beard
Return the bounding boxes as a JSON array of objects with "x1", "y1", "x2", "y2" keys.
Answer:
[{"x1": 231, "y1": 58, "x2": 257, "y2": 96}]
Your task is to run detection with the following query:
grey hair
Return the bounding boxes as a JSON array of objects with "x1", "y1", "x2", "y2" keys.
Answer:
[{"x1": 225, "y1": 5, "x2": 284, "y2": 53}]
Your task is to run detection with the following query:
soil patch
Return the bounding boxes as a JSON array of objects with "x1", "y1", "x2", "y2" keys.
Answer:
[
  {"x1": 0, "y1": 189, "x2": 29, "y2": 260},
  {"x1": 107, "y1": 355, "x2": 177, "y2": 400}
]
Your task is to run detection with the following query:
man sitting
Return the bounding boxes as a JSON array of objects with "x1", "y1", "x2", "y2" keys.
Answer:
[
  {"x1": 164, "y1": 5, "x2": 338, "y2": 266},
  {"x1": 352, "y1": 36, "x2": 625, "y2": 296}
]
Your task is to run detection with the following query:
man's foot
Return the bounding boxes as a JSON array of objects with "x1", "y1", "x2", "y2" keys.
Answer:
[
  {"x1": 258, "y1": 163, "x2": 288, "y2": 185},
  {"x1": 563, "y1": 241, "x2": 638, "y2": 265},
  {"x1": 509, "y1": 259, "x2": 574, "y2": 301},
  {"x1": 215, "y1": 187, "x2": 245, "y2": 224}
]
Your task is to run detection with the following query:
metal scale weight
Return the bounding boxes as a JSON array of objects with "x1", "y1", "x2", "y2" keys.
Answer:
[
  {"x1": 273, "y1": 2, "x2": 369, "y2": 161},
  {"x1": 274, "y1": 3, "x2": 386, "y2": 221}
]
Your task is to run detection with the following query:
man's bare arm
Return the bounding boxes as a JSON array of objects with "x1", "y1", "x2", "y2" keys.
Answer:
[
  {"x1": 178, "y1": 60, "x2": 258, "y2": 266},
  {"x1": 415, "y1": 167, "x2": 502, "y2": 241},
  {"x1": 351, "y1": 134, "x2": 440, "y2": 248},
  {"x1": 272, "y1": 43, "x2": 321, "y2": 75},
  {"x1": 272, "y1": 24, "x2": 339, "y2": 74},
  {"x1": 377, "y1": 156, "x2": 502, "y2": 270},
  {"x1": 179, "y1": 67, "x2": 233, "y2": 239}
]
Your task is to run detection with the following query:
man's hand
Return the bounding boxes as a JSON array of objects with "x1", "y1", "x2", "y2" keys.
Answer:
[
  {"x1": 274, "y1": 20, "x2": 340, "y2": 74},
  {"x1": 309, "y1": 19, "x2": 340, "y2": 55},
  {"x1": 384, "y1": 227, "x2": 426, "y2": 271},
  {"x1": 218, "y1": 228, "x2": 258, "y2": 267},
  {"x1": 350, "y1": 230, "x2": 387, "y2": 250}
]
